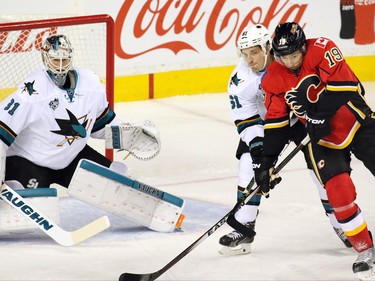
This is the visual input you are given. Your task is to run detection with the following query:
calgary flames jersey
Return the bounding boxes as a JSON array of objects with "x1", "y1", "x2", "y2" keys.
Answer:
[{"x1": 261, "y1": 37, "x2": 370, "y2": 155}]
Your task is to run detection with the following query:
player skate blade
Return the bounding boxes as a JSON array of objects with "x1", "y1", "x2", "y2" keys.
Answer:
[
  {"x1": 357, "y1": 267, "x2": 375, "y2": 281},
  {"x1": 218, "y1": 243, "x2": 251, "y2": 256}
]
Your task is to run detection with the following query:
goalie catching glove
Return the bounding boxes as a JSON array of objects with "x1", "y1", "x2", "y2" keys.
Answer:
[{"x1": 105, "y1": 120, "x2": 161, "y2": 160}]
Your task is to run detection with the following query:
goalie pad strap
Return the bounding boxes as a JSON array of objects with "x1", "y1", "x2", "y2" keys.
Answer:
[
  {"x1": 110, "y1": 126, "x2": 122, "y2": 149},
  {"x1": 79, "y1": 160, "x2": 184, "y2": 208},
  {"x1": 15, "y1": 188, "x2": 57, "y2": 198}
]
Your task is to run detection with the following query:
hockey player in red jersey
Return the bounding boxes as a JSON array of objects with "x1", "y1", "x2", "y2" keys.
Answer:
[
  {"x1": 258, "y1": 22, "x2": 375, "y2": 279},
  {"x1": 218, "y1": 24, "x2": 351, "y2": 256}
]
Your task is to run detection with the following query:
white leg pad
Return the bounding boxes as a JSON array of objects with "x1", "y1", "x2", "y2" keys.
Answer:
[
  {"x1": 0, "y1": 188, "x2": 59, "y2": 234},
  {"x1": 0, "y1": 145, "x2": 5, "y2": 184},
  {"x1": 68, "y1": 159, "x2": 185, "y2": 232}
]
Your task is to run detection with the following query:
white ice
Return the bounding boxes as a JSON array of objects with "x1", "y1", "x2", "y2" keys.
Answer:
[{"x1": 1, "y1": 82, "x2": 375, "y2": 281}]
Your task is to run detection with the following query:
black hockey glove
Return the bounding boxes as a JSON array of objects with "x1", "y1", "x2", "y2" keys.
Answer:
[
  {"x1": 254, "y1": 160, "x2": 282, "y2": 198},
  {"x1": 306, "y1": 110, "x2": 332, "y2": 143},
  {"x1": 250, "y1": 137, "x2": 281, "y2": 198}
]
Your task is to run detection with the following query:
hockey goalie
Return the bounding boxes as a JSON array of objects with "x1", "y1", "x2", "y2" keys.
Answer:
[{"x1": 0, "y1": 34, "x2": 184, "y2": 236}]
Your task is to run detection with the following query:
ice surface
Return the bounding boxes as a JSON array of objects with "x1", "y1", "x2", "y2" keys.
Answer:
[{"x1": 1, "y1": 82, "x2": 375, "y2": 281}]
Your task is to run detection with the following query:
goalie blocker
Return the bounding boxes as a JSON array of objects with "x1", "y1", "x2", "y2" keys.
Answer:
[{"x1": 68, "y1": 159, "x2": 185, "y2": 232}]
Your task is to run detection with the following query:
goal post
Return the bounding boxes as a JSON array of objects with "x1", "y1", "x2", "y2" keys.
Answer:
[{"x1": 0, "y1": 14, "x2": 114, "y2": 160}]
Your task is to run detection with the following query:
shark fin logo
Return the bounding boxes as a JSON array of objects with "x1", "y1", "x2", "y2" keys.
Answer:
[
  {"x1": 21, "y1": 81, "x2": 38, "y2": 96},
  {"x1": 51, "y1": 109, "x2": 92, "y2": 146},
  {"x1": 229, "y1": 72, "x2": 244, "y2": 87}
]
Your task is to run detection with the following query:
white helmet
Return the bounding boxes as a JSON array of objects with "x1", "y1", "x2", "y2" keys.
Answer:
[
  {"x1": 41, "y1": 34, "x2": 73, "y2": 86},
  {"x1": 237, "y1": 24, "x2": 270, "y2": 53}
]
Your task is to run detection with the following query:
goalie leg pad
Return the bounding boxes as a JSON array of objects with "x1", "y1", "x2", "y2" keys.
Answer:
[
  {"x1": 0, "y1": 188, "x2": 59, "y2": 233},
  {"x1": 0, "y1": 145, "x2": 5, "y2": 184},
  {"x1": 68, "y1": 160, "x2": 185, "y2": 232}
]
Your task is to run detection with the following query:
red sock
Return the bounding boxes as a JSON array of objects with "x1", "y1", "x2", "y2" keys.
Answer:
[{"x1": 326, "y1": 172, "x2": 372, "y2": 252}]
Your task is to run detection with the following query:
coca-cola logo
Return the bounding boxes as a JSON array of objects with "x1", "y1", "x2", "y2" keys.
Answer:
[
  {"x1": 115, "y1": 0, "x2": 308, "y2": 59},
  {"x1": 0, "y1": 0, "x2": 309, "y2": 56}
]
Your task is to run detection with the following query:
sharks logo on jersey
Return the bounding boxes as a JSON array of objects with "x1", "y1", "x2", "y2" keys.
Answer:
[
  {"x1": 21, "y1": 81, "x2": 38, "y2": 96},
  {"x1": 51, "y1": 108, "x2": 92, "y2": 146},
  {"x1": 229, "y1": 72, "x2": 244, "y2": 87}
]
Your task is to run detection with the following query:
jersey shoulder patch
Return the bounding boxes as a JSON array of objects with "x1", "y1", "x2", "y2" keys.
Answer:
[
  {"x1": 313, "y1": 37, "x2": 330, "y2": 49},
  {"x1": 15, "y1": 69, "x2": 53, "y2": 103}
]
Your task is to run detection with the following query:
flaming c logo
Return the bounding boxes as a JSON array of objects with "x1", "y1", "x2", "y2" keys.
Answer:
[{"x1": 285, "y1": 74, "x2": 325, "y2": 118}]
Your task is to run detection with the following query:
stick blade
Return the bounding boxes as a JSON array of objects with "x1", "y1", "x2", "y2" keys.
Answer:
[
  {"x1": 68, "y1": 216, "x2": 110, "y2": 246},
  {"x1": 119, "y1": 273, "x2": 156, "y2": 281}
]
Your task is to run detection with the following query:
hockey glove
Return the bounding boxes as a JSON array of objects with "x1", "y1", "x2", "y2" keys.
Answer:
[
  {"x1": 254, "y1": 165, "x2": 281, "y2": 198},
  {"x1": 306, "y1": 110, "x2": 332, "y2": 143},
  {"x1": 249, "y1": 137, "x2": 281, "y2": 198},
  {"x1": 105, "y1": 120, "x2": 161, "y2": 160}
]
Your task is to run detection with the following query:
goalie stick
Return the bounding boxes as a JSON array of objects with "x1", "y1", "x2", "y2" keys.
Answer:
[
  {"x1": 0, "y1": 184, "x2": 110, "y2": 246},
  {"x1": 118, "y1": 135, "x2": 311, "y2": 281}
]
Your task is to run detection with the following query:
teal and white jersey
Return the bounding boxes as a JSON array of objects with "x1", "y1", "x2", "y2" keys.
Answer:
[
  {"x1": 227, "y1": 57, "x2": 266, "y2": 145},
  {"x1": 0, "y1": 68, "x2": 120, "y2": 169}
]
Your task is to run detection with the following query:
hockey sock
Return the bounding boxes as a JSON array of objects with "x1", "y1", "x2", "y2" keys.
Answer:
[
  {"x1": 235, "y1": 185, "x2": 261, "y2": 224},
  {"x1": 326, "y1": 172, "x2": 373, "y2": 251},
  {"x1": 308, "y1": 169, "x2": 341, "y2": 228}
]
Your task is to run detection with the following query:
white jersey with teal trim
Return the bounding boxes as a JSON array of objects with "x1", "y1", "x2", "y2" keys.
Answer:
[
  {"x1": 227, "y1": 58, "x2": 266, "y2": 145},
  {"x1": 0, "y1": 68, "x2": 119, "y2": 170}
]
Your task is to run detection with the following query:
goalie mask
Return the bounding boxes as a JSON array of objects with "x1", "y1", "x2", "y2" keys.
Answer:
[{"x1": 41, "y1": 34, "x2": 73, "y2": 86}]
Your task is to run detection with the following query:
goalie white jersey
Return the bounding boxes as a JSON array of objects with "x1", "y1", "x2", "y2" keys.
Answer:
[
  {"x1": 0, "y1": 68, "x2": 119, "y2": 170},
  {"x1": 228, "y1": 58, "x2": 266, "y2": 143}
]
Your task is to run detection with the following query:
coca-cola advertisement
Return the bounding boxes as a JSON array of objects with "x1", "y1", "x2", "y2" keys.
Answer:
[{"x1": 1, "y1": 0, "x2": 374, "y2": 76}]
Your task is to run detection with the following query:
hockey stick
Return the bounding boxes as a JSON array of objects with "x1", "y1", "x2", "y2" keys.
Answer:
[
  {"x1": 227, "y1": 135, "x2": 311, "y2": 236},
  {"x1": 118, "y1": 135, "x2": 311, "y2": 281},
  {"x1": 0, "y1": 184, "x2": 110, "y2": 246}
]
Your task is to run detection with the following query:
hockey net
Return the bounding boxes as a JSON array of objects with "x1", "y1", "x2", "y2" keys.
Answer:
[{"x1": 0, "y1": 14, "x2": 114, "y2": 160}]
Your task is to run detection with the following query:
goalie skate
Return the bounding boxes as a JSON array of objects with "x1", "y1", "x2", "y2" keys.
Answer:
[{"x1": 218, "y1": 221, "x2": 255, "y2": 256}]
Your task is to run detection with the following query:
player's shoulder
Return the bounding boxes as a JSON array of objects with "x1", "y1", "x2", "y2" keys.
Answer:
[
  {"x1": 75, "y1": 67, "x2": 101, "y2": 81},
  {"x1": 305, "y1": 37, "x2": 342, "y2": 67},
  {"x1": 306, "y1": 37, "x2": 339, "y2": 55},
  {"x1": 262, "y1": 61, "x2": 285, "y2": 81},
  {"x1": 74, "y1": 67, "x2": 103, "y2": 88},
  {"x1": 75, "y1": 67, "x2": 97, "y2": 76},
  {"x1": 228, "y1": 58, "x2": 261, "y2": 94},
  {"x1": 261, "y1": 61, "x2": 288, "y2": 94},
  {"x1": 13, "y1": 69, "x2": 54, "y2": 102}
]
